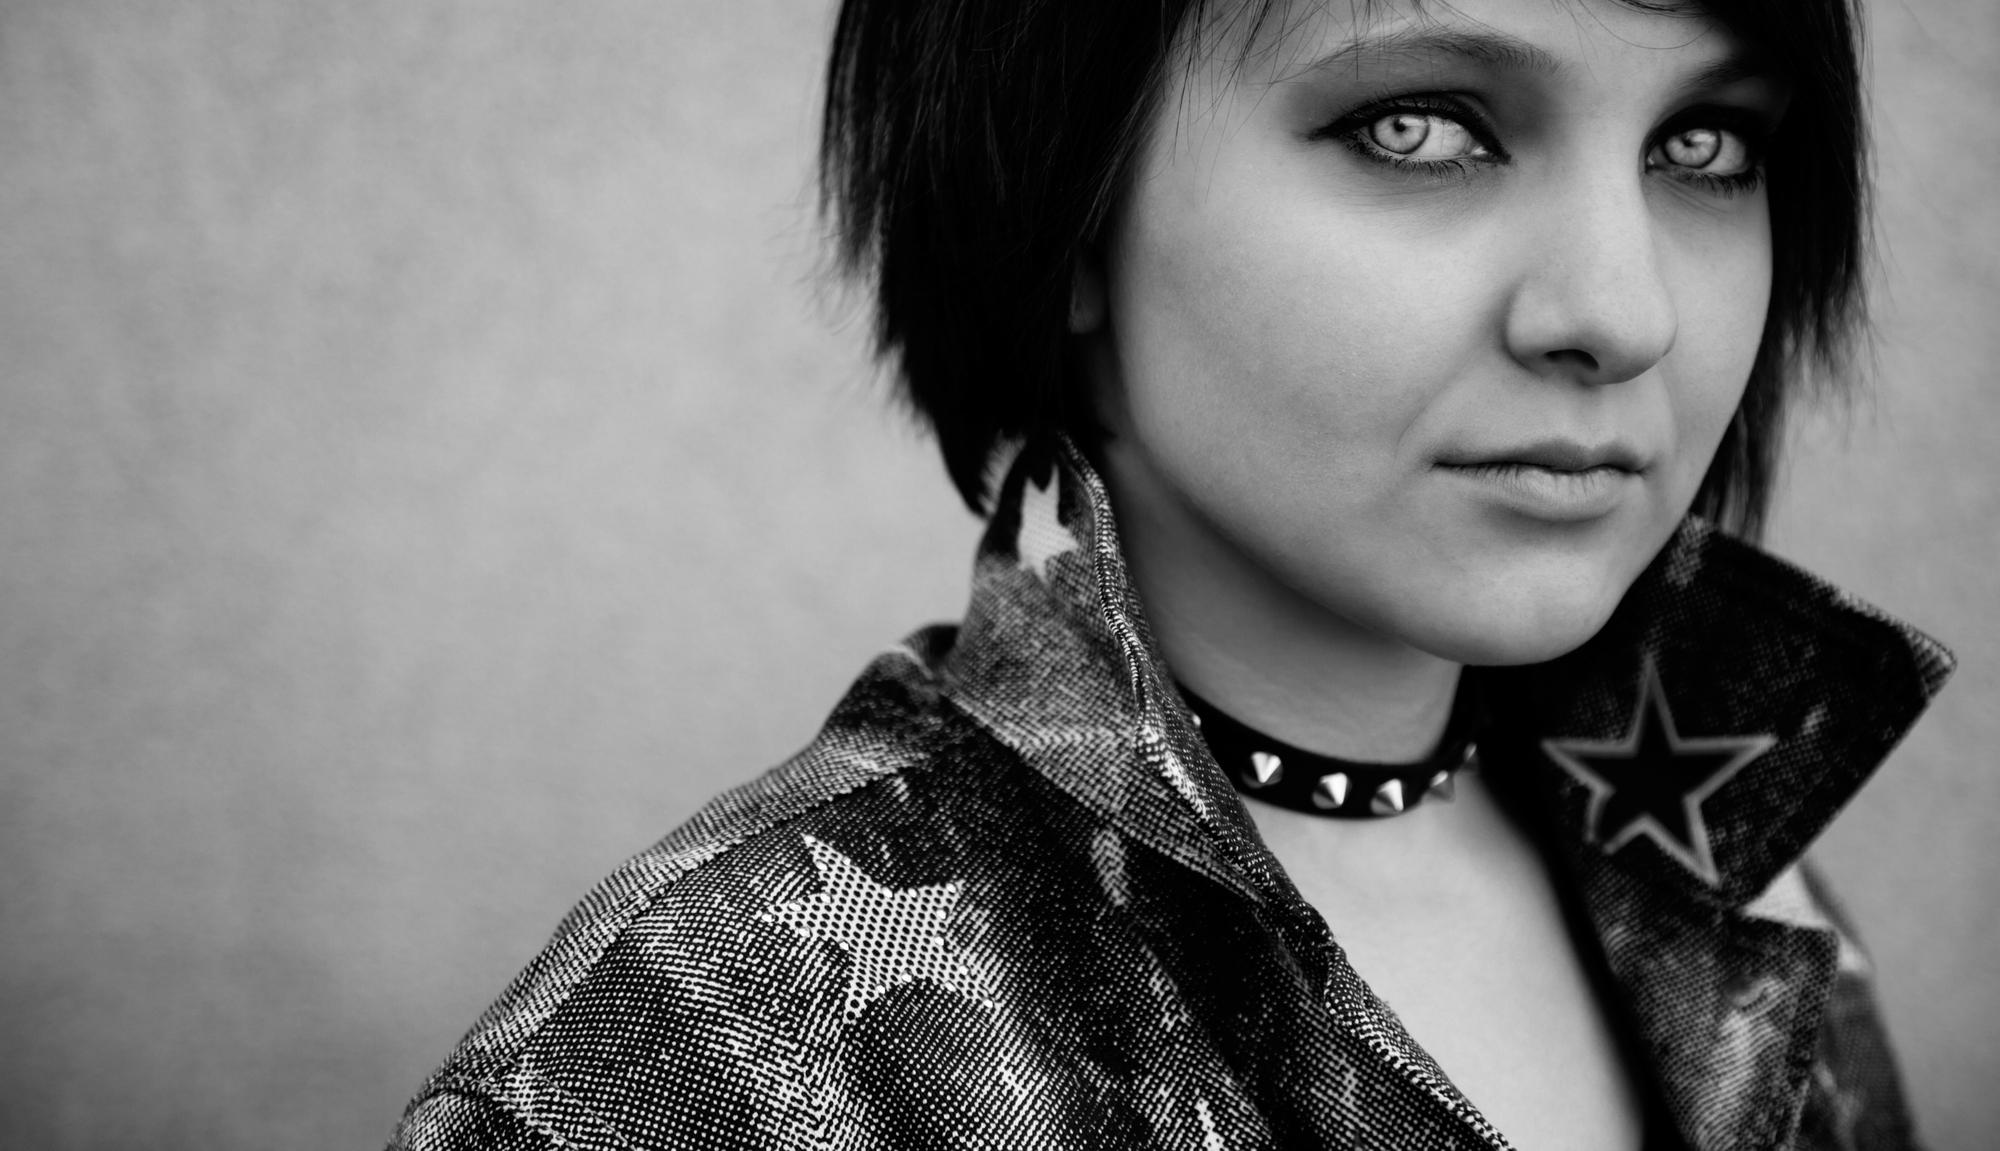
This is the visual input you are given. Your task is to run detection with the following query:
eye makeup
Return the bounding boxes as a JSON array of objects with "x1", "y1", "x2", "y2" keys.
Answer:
[
  {"x1": 1278, "y1": 18, "x2": 1785, "y2": 197},
  {"x1": 1305, "y1": 87, "x2": 1774, "y2": 197},
  {"x1": 1307, "y1": 93, "x2": 1508, "y2": 179},
  {"x1": 1645, "y1": 105, "x2": 1774, "y2": 195}
]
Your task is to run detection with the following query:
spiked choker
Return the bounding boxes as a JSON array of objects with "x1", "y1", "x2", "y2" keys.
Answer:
[{"x1": 1182, "y1": 676, "x2": 1483, "y2": 818}]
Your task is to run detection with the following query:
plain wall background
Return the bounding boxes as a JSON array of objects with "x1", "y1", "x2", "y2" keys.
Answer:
[{"x1": 0, "y1": 1, "x2": 1991, "y2": 1147}]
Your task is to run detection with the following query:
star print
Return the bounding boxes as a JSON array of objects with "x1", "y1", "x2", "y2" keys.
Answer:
[
  {"x1": 1016, "y1": 470, "x2": 1079, "y2": 582},
  {"x1": 1543, "y1": 657, "x2": 1776, "y2": 886},
  {"x1": 764, "y1": 836, "x2": 994, "y2": 1024}
]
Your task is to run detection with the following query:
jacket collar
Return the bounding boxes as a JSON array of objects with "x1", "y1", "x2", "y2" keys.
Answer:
[
  {"x1": 937, "y1": 439, "x2": 1289, "y2": 907},
  {"x1": 936, "y1": 437, "x2": 1951, "y2": 1149}
]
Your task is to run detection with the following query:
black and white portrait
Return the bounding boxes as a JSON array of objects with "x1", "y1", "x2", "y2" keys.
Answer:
[{"x1": 0, "y1": 2, "x2": 1993, "y2": 1148}]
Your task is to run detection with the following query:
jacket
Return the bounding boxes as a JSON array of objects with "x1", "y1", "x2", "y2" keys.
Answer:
[{"x1": 391, "y1": 439, "x2": 1952, "y2": 1151}]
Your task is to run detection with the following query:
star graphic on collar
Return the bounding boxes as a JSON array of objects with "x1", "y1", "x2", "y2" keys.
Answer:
[
  {"x1": 1542, "y1": 657, "x2": 1776, "y2": 886},
  {"x1": 1016, "y1": 470, "x2": 1079, "y2": 582},
  {"x1": 764, "y1": 836, "x2": 995, "y2": 1024}
]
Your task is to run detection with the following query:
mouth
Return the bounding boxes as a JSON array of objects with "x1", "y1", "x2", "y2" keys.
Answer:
[
  {"x1": 1439, "y1": 438, "x2": 1647, "y2": 475},
  {"x1": 1435, "y1": 439, "x2": 1647, "y2": 521}
]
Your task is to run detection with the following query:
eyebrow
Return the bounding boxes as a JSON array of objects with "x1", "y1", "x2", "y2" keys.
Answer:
[
  {"x1": 1301, "y1": 27, "x2": 1563, "y2": 78},
  {"x1": 1298, "y1": 25, "x2": 1779, "y2": 93},
  {"x1": 1677, "y1": 53, "x2": 1784, "y2": 93}
]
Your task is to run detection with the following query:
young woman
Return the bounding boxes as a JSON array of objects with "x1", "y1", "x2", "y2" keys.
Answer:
[{"x1": 392, "y1": 0, "x2": 1952, "y2": 1147}]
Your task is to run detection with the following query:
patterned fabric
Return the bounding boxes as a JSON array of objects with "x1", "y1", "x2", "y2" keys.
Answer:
[{"x1": 391, "y1": 439, "x2": 1951, "y2": 1151}]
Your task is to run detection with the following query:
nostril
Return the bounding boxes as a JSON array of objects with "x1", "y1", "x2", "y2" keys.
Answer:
[{"x1": 1547, "y1": 348, "x2": 1602, "y2": 372}]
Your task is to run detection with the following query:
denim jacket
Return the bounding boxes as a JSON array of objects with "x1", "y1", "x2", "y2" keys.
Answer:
[{"x1": 392, "y1": 440, "x2": 1950, "y2": 1151}]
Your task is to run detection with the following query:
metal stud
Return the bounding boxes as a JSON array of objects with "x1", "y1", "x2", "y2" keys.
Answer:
[
  {"x1": 1461, "y1": 741, "x2": 1480, "y2": 769},
  {"x1": 1370, "y1": 778, "x2": 1406, "y2": 816},
  {"x1": 1190, "y1": 712, "x2": 1202, "y2": 728},
  {"x1": 1246, "y1": 751, "x2": 1283, "y2": 787},
  {"x1": 1425, "y1": 770, "x2": 1456, "y2": 803},
  {"x1": 1311, "y1": 772, "x2": 1350, "y2": 810}
]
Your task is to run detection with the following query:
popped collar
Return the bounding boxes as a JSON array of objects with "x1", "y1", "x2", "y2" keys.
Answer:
[{"x1": 393, "y1": 437, "x2": 1949, "y2": 1151}]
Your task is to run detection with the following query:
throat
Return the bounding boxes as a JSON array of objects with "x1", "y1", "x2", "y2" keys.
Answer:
[{"x1": 1140, "y1": 553, "x2": 1464, "y2": 762}]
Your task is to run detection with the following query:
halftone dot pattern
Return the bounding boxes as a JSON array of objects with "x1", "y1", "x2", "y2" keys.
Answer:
[
  {"x1": 392, "y1": 441, "x2": 1941, "y2": 1151},
  {"x1": 764, "y1": 835, "x2": 994, "y2": 1025},
  {"x1": 1012, "y1": 464, "x2": 1079, "y2": 583}
]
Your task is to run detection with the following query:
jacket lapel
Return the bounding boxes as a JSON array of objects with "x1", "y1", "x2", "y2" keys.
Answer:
[{"x1": 1484, "y1": 520, "x2": 1952, "y2": 1150}]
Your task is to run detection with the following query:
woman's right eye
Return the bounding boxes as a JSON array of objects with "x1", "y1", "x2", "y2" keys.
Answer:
[
  {"x1": 1312, "y1": 100, "x2": 1503, "y2": 172},
  {"x1": 1360, "y1": 113, "x2": 1490, "y2": 163}
]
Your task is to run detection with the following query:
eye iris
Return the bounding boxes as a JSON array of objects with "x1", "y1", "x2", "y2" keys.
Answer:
[
  {"x1": 1665, "y1": 129, "x2": 1722, "y2": 169},
  {"x1": 1370, "y1": 114, "x2": 1432, "y2": 156}
]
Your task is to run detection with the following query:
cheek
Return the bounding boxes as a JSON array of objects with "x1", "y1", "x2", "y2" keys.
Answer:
[
  {"x1": 1109, "y1": 153, "x2": 1485, "y2": 487},
  {"x1": 1660, "y1": 205, "x2": 1773, "y2": 486}
]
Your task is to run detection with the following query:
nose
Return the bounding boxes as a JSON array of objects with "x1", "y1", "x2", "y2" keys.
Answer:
[{"x1": 1502, "y1": 170, "x2": 1678, "y2": 387}]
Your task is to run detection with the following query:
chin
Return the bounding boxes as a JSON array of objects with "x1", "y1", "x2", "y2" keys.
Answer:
[{"x1": 1387, "y1": 561, "x2": 1636, "y2": 669}]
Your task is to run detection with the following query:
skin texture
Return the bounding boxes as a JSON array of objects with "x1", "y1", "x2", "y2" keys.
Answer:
[{"x1": 1076, "y1": 1, "x2": 1788, "y2": 1147}]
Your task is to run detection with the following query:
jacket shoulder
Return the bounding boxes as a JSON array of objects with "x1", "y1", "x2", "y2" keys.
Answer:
[
  {"x1": 390, "y1": 625, "x2": 991, "y2": 1151},
  {"x1": 392, "y1": 1092, "x2": 549, "y2": 1151}
]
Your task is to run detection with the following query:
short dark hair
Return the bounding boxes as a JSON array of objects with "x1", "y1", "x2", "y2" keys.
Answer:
[{"x1": 820, "y1": 0, "x2": 1867, "y2": 538}]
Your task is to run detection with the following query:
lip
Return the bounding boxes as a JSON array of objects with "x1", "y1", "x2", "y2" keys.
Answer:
[
  {"x1": 1435, "y1": 438, "x2": 1648, "y2": 522},
  {"x1": 1440, "y1": 438, "x2": 1647, "y2": 474}
]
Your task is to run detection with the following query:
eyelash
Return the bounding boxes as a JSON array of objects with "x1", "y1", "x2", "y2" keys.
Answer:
[
  {"x1": 1310, "y1": 95, "x2": 1771, "y2": 194},
  {"x1": 1310, "y1": 95, "x2": 1506, "y2": 179},
  {"x1": 1668, "y1": 165, "x2": 1765, "y2": 197},
  {"x1": 1650, "y1": 108, "x2": 1770, "y2": 196}
]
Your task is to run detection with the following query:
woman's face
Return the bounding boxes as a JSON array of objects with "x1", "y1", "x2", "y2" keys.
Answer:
[{"x1": 1092, "y1": 0, "x2": 1786, "y2": 666}]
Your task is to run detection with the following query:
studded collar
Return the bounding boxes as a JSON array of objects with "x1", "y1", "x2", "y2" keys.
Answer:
[{"x1": 936, "y1": 437, "x2": 1952, "y2": 1149}]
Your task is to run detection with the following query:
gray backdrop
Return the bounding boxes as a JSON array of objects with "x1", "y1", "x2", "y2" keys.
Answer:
[{"x1": 0, "y1": 1, "x2": 1991, "y2": 1147}]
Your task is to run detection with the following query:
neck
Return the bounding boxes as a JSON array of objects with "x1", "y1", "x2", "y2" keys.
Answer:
[{"x1": 1100, "y1": 439, "x2": 1461, "y2": 763}]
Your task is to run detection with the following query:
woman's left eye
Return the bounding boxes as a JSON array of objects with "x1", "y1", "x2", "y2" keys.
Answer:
[{"x1": 1647, "y1": 126, "x2": 1757, "y2": 180}]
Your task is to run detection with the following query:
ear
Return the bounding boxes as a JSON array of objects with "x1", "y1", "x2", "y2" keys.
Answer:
[{"x1": 1068, "y1": 249, "x2": 1108, "y2": 334}]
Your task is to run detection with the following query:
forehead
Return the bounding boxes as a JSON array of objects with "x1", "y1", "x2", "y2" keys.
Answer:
[{"x1": 1187, "y1": 0, "x2": 1762, "y2": 90}]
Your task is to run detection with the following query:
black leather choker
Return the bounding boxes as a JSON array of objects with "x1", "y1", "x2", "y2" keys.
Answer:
[{"x1": 1182, "y1": 677, "x2": 1483, "y2": 818}]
